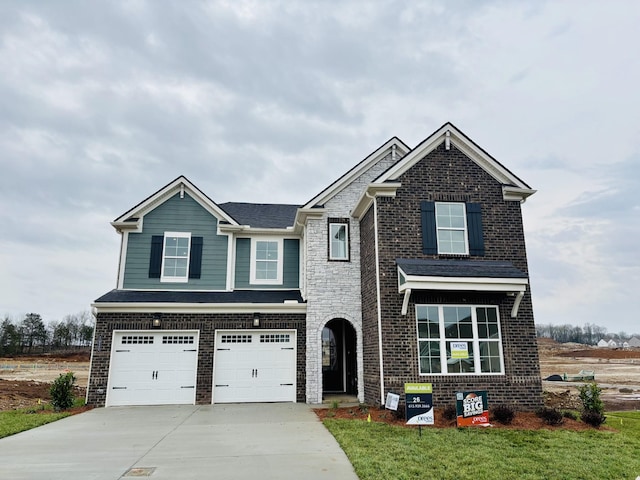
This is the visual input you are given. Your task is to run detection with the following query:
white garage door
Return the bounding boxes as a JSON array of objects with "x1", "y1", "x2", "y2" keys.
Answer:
[
  {"x1": 213, "y1": 330, "x2": 296, "y2": 403},
  {"x1": 107, "y1": 331, "x2": 199, "y2": 406}
]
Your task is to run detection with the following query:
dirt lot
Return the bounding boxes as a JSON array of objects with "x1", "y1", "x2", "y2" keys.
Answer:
[
  {"x1": 1, "y1": 341, "x2": 639, "y2": 412},
  {"x1": 0, "y1": 351, "x2": 90, "y2": 411},
  {"x1": 538, "y1": 338, "x2": 640, "y2": 411}
]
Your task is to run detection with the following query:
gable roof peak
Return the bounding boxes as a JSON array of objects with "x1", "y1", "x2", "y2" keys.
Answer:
[
  {"x1": 375, "y1": 123, "x2": 535, "y2": 201},
  {"x1": 301, "y1": 136, "x2": 410, "y2": 209},
  {"x1": 111, "y1": 175, "x2": 238, "y2": 232}
]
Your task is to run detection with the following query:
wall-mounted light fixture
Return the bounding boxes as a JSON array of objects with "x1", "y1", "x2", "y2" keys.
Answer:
[
  {"x1": 152, "y1": 313, "x2": 162, "y2": 329},
  {"x1": 253, "y1": 313, "x2": 260, "y2": 328}
]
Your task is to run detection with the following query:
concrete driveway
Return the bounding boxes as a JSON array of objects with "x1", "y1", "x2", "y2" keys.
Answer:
[{"x1": 0, "y1": 404, "x2": 358, "y2": 480}]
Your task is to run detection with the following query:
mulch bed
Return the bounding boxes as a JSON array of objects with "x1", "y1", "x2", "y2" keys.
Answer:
[{"x1": 314, "y1": 406, "x2": 604, "y2": 431}]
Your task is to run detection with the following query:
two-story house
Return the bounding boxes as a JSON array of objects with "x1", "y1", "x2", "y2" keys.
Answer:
[{"x1": 88, "y1": 123, "x2": 543, "y2": 411}]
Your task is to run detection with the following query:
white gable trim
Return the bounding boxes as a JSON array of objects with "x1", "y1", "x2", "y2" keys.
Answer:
[
  {"x1": 111, "y1": 176, "x2": 238, "y2": 232},
  {"x1": 376, "y1": 124, "x2": 535, "y2": 202},
  {"x1": 302, "y1": 138, "x2": 409, "y2": 209}
]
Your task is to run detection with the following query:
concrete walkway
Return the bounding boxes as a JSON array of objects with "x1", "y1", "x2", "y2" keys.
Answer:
[{"x1": 0, "y1": 404, "x2": 359, "y2": 480}]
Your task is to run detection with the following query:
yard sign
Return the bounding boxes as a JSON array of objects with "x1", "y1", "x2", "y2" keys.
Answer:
[
  {"x1": 405, "y1": 383, "x2": 434, "y2": 425},
  {"x1": 456, "y1": 390, "x2": 489, "y2": 427}
]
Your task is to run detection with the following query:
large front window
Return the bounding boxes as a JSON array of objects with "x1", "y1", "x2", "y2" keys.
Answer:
[
  {"x1": 416, "y1": 305, "x2": 503, "y2": 375},
  {"x1": 435, "y1": 202, "x2": 468, "y2": 255},
  {"x1": 161, "y1": 232, "x2": 191, "y2": 282}
]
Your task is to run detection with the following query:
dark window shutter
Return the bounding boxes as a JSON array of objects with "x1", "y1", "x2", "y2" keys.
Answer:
[
  {"x1": 466, "y1": 203, "x2": 485, "y2": 256},
  {"x1": 421, "y1": 201, "x2": 437, "y2": 255},
  {"x1": 189, "y1": 236, "x2": 203, "y2": 279},
  {"x1": 149, "y1": 235, "x2": 163, "y2": 278}
]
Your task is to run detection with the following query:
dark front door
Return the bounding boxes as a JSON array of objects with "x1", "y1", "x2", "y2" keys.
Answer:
[{"x1": 322, "y1": 319, "x2": 357, "y2": 394}]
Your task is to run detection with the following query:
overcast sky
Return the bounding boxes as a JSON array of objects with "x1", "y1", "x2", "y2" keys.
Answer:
[{"x1": 1, "y1": 1, "x2": 638, "y2": 335}]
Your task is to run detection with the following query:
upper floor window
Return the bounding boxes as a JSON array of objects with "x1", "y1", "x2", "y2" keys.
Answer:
[
  {"x1": 329, "y1": 221, "x2": 349, "y2": 261},
  {"x1": 148, "y1": 232, "x2": 203, "y2": 281},
  {"x1": 416, "y1": 305, "x2": 503, "y2": 375},
  {"x1": 421, "y1": 201, "x2": 484, "y2": 256},
  {"x1": 435, "y1": 202, "x2": 468, "y2": 255},
  {"x1": 250, "y1": 238, "x2": 283, "y2": 284},
  {"x1": 161, "y1": 232, "x2": 191, "y2": 282}
]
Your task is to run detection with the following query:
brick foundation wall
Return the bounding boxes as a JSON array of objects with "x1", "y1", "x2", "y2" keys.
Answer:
[{"x1": 87, "y1": 312, "x2": 306, "y2": 407}]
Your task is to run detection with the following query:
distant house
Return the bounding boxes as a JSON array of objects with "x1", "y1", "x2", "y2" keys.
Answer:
[
  {"x1": 622, "y1": 341, "x2": 630, "y2": 349},
  {"x1": 628, "y1": 337, "x2": 640, "y2": 348},
  {"x1": 597, "y1": 339, "x2": 609, "y2": 348},
  {"x1": 607, "y1": 339, "x2": 618, "y2": 348}
]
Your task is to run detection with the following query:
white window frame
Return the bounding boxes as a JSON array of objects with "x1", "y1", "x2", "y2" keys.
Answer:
[
  {"x1": 435, "y1": 202, "x2": 469, "y2": 255},
  {"x1": 329, "y1": 222, "x2": 349, "y2": 261},
  {"x1": 249, "y1": 237, "x2": 283, "y2": 285},
  {"x1": 160, "y1": 231, "x2": 191, "y2": 283},
  {"x1": 415, "y1": 304, "x2": 504, "y2": 376}
]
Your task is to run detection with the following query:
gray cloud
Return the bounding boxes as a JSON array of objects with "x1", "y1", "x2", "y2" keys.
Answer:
[{"x1": 1, "y1": 0, "x2": 639, "y2": 334}]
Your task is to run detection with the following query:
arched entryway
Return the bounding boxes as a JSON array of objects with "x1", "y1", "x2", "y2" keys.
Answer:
[{"x1": 322, "y1": 318, "x2": 357, "y2": 395}]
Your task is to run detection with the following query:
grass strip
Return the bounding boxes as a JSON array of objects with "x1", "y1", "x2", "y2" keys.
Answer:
[
  {"x1": 323, "y1": 411, "x2": 640, "y2": 480},
  {"x1": 0, "y1": 408, "x2": 70, "y2": 439}
]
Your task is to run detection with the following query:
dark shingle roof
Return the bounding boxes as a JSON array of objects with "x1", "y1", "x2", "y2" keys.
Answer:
[
  {"x1": 396, "y1": 259, "x2": 527, "y2": 279},
  {"x1": 95, "y1": 289, "x2": 304, "y2": 304},
  {"x1": 219, "y1": 202, "x2": 300, "y2": 228}
]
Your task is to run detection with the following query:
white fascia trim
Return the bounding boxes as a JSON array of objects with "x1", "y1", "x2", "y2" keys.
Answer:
[
  {"x1": 218, "y1": 224, "x2": 297, "y2": 236},
  {"x1": 292, "y1": 208, "x2": 326, "y2": 234},
  {"x1": 302, "y1": 138, "x2": 409, "y2": 209},
  {"x1": 376, "y1": 124, "x2": 534, "y2": 197},
  {"x1": 92, "y1": 302, "x2": 307, "y2": 315},
  {"x1": 226, "y1": 233, "x2": 235, "y2": 291},
  {"x1": 111, "y1": 218, "x2": 144, "y2": 232},
  {"x1": 351, "y1": 183, "x2": 402, "y2": 219},
  {"x1": 116, "y1": 232, "x2": 128, "y2": 289},
  {"x1": 112, "y1": 176, "x2": 238, "y2": 232},
  {"x1": 399, "y1": 275, "x2": 528, "y2": 293},
  {"x1": 503, "y1": 186, "x2": 537, "y2": 202}
]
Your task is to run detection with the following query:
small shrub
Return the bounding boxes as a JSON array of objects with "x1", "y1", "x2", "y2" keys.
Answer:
[
  {"x1": 358, "y1": 403, "x2": 369, "y2": 414},
  {"x1": 330, "y1": 400, "x2": 340, "y2": 410},
  {"x1": 581, "y1": 410, "x2": 606, "y2": 428},
  {"x1": 578, "y1": 382, "x2": 606, "y2": 428},
  {"x1": 443, "y1": 404, "x2": 457, "y2": 421},
  {"x1": 491, "y1": 404, "x2": 516, "y2": 425},
  {"x1": 50, "y1": 372, "x2": 75, "y2": 412},
  {"x1": 536, "y1": 407, "x2": 564, "y2": 426},
  {"x1": 562, "y1": 410, "x2": 578, "y2": 421},
  {"x1": 578, "y1": 383, "x2": 604, "y2": 415}
]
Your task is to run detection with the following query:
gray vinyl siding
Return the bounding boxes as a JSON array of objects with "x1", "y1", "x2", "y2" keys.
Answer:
[
  {"x1": 234, "y1": 238, "x2": 300, "y2": 289},
  {"x1": 123, "y1": 193, "x2": 228, "y2": 289}
]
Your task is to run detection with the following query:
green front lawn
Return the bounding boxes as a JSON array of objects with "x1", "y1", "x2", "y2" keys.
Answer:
[
  {"x1": 323, "y1": 412, "x2": 640, "y2": 480},
  {"x1": 0, "y1": 408, "x2": 70, "y2": 439}
]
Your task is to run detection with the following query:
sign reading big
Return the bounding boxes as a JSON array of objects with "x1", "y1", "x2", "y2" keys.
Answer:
[{"x1": 456, "y1": 390, "x2": 489, "y2": 427}]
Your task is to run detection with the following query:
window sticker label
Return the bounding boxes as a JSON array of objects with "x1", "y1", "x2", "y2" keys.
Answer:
[{"x1": 450, "y1": 342, "x2": 469, "y2": 359}]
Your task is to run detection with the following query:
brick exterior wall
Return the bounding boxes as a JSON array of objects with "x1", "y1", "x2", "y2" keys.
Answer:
[
  {"x1": 87, "y1": 312, "x2": 306, "y2": 407},
  {"x1": 360, "y1": 142, "x2": 543, "y2": 411}
]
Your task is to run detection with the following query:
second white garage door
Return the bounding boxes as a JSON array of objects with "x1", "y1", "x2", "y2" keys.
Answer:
[{"x1": 213, "y1": 330, "x2": 296, "y2": 403}]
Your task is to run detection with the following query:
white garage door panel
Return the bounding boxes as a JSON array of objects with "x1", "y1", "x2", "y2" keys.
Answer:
[
  {"x1": 107, "y1": 331, "x2": 199, "y2": 406},
  {"x1": 213, "y1": 330, "x2": 296, "y2": 403}
]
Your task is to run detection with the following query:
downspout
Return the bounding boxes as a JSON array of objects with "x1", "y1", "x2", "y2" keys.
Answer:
[{"x1": 371, "y1": 195, "x2": 386, "y2": 406}]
